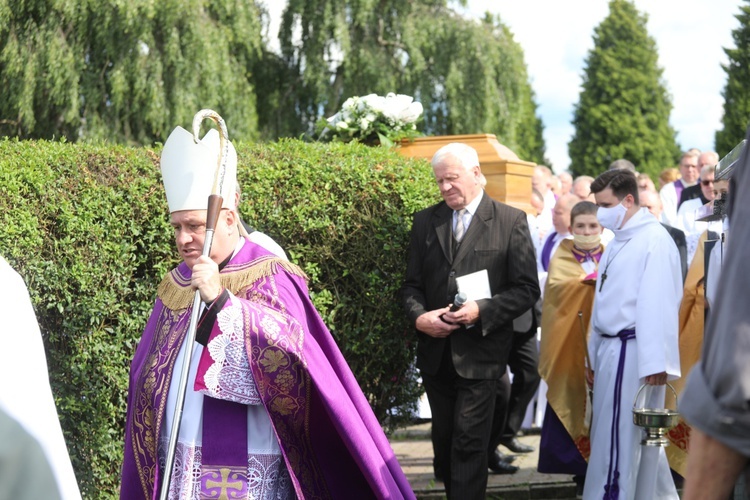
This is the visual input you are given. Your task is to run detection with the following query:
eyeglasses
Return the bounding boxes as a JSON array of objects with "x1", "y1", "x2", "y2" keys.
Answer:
[{"x1": 701, "y1": 180, "x2": 714, "y2": 186}]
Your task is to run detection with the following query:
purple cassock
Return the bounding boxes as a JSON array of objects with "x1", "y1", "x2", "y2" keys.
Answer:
[{"x1": 120, "y1": 238, "x2": 415, "y2": 499}]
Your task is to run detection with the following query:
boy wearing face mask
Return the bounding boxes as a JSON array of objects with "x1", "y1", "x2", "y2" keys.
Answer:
[
  {"x1": 537, "y1": 201, "x2": 602, "y2": 490},
  {"x1": 583, "y1": 170, "x2": 682, "y2": 500}
]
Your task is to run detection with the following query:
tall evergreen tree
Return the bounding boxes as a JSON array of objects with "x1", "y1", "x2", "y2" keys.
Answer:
[
  {"x1": 258, "y1": 1, "x2": 548, "y2": 164},
  {"x1": 715, "y1": 0, "x2": 750, "y2": 156},
  {"x1": 568, "y1": 0, "x2": 680, "y2": 178},
  {"x1": 0, "y1": 0, "x2": 263, "y2": 143}
]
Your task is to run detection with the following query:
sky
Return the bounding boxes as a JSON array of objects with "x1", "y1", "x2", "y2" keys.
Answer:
[{"x1": 262, "y1": 0, "x2": 744, "y2": 172}]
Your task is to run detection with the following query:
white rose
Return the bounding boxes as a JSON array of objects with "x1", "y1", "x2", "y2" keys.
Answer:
[
  {"x1": 336, "y1": 121, "x2": 349, "y2": 130},
  {"x1": 359, "y1": 118, "x2": 371, "y2": 131},
  {"x1": 383, "y1": 93, "x2": 415, "y2": 121},
  {"x1": 399, "y1": 101, "x2": 423, "y2": 124},
  {"x1": 362, "y1": 93, "x2": 386, "y2": 114}
]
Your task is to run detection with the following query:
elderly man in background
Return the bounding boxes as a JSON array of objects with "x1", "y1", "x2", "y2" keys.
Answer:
[
  {"x1": 637, "y1": 173, "x2": 656, "y2": 192},
  {"x1": 558, "y1": 171, "x2": 573, "y2": 194},
  {"x1": 527, "y1": 188, "x2": 547, "y2": 258},
  {"x1": 532, "y1": 165, "x2": 556, "y2": 238},
  {"x1": 660, "y1": 151, "x2": 700, "y2": 226},
  {"x1": 675, "y1": 164, "x2": 722, "y2": 263},
  {"x1": 538, "y1": 193, "x2": 579, "y2": 288},
  {"x1": 572, "y1": 176, "x2": 595, "y2": 202},
  {"x1": 608, "y1": 158, "x2": 636, "y2": 172}
]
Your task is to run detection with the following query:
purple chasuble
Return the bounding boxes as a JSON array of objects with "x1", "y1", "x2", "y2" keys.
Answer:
[
  {"x1": 538, "y1": 403, "x2": 587, "y2": 476},
  {"x1": 120, "y1": 238, "x2": 415, "y2": 500}
]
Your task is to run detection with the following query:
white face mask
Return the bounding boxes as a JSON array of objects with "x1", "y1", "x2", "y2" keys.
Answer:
[
  {"x1": 597, "y1": 203, "x2": 627, "y2": 230},
  {"x1": 573, "y1": 233, "x2": 601, "y2": 250}
]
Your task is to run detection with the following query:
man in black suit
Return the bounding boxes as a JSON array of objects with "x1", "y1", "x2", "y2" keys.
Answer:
[{"x1": 402, "y1": 143, "x2": 540, "y2": 499}]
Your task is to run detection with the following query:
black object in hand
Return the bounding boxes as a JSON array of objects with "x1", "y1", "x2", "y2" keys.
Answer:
[{"x1": 450, "y1": 292, "x2": 468, "y2": 311}]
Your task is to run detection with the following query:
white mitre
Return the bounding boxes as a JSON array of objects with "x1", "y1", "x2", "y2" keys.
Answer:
[{"x1": 160, "y1": 127, "x2": 238, "y2": 213}]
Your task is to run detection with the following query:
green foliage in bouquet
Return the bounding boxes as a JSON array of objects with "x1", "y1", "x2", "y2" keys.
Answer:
[{"x1": 317, "y1": 93, "x2": 424, "y2": 147}]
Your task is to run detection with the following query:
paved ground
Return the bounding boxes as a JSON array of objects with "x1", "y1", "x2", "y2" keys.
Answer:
[{"x1": 389, "y1": 423, "x2": 579, "y2": 499}]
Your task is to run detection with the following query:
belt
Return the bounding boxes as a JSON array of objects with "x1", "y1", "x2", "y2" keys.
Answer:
[{"x1": 602, "y1": 328, "x2": 635, "y2": 500}]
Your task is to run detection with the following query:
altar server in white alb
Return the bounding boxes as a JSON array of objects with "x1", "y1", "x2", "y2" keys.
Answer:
[{"x1": 583, "y1": 169, "x2": 682, "y2": 500}]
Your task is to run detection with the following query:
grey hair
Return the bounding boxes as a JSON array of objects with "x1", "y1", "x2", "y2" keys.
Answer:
[
  {"x1": 701, "y1": 164, "x2": 715, "y2": 178},
  {"x1": 573, "y1": 175, "x2": 595, "y2": 186},
  {"x1": 431, "y1": 143, "x2": 480, "y2": 172},
  {"x1": 608, "y1": 159, "x2": 636, "y2": 172}
]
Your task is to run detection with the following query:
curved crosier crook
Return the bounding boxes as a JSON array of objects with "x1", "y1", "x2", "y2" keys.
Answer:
[{"x1": 192, "y1": 109, "x2": 230, "y2": 200}]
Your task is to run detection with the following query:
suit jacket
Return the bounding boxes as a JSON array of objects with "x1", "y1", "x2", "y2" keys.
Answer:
[
  {"x1": 662, "y1": 222, "x2": 688, "y2": 282},
  {"x1": 402, "y1": 192, "x2": 540, "y2": 380},
  {"x1": 512, "y1": 298, "x2": 542, "y2": 336},
  {"x1": 678, "y1": 183, "x2": 708, "y2": 207}
]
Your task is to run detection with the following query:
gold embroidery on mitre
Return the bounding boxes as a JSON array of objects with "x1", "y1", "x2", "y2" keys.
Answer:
[{"x1": 156, "y1": 257, "x2": 307, "y2": 311}]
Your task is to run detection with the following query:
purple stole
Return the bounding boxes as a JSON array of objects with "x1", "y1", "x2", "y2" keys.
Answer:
[
  {"x1": 200, "y1": 398, "x2": 248, "y2": 497},
  {"x1": 541, "y1": 232, "x2": 558, "y2": 271},
  {"x1": 673, "y1": 179, "x2": 685, "y2": 207},
  {"x1": 120, "y1": 240, "x2": 415, "y2": 500}
]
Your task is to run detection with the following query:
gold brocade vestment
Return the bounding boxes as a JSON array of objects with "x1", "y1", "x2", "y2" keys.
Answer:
[
  {"x1": 664, "y1": 230, "x2": 710, "y2": 476},
  {"x1": 539, "y1": 239, "x2": 603, "y2": 460}
]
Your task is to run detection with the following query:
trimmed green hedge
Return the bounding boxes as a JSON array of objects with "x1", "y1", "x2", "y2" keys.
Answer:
[{"x1": 0, "y1": 137, "x2": 438, "y2": 497}]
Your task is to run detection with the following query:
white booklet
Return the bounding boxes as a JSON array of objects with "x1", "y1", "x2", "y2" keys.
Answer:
[{"x1": 456, "y1": 269, "x2": 492, "y2": 301}]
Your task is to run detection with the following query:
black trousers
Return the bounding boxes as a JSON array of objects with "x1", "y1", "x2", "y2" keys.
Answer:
[
  {"x1": 422, "y1": 343, "x2": 498, "y2": 500},
  {"x1": 488, "y1": 328, "x2": 540, "y2": 451}
]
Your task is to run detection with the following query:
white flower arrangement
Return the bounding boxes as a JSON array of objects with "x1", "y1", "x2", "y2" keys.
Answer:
[{"x1": 319, "y1": 92, "x2": 423, "y2": 146}]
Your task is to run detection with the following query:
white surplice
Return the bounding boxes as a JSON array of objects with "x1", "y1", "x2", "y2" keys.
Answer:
[
  {"x1": 0, "y1": 257, "x2": 82, "y2": 500},
  {"x1": 583, "y1": 209, "x2": 682, "y2": 500},
  {"x1": 659, "y1": 180, "x2": 688, "y2": 228}
]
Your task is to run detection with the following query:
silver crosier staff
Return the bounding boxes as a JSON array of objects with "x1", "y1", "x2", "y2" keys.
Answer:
[{"x1": 159, "y1": 109, "x2": 231, "y2": 500}]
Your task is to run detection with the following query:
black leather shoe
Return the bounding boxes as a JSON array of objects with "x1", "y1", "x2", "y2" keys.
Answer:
[
  {"x1": 500, "y1": 437, "x2": 535, "y2": 453},
  {"x1": 488, "y1": 450, "x2": 519, "y2": 474},
  {"x1": 493, "y1": 449, "x2": 516, "y2": 464}
]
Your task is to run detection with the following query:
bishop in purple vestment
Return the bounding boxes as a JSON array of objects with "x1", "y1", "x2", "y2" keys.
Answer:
[{"x1": 120, "y1": 122, "x2": 414, "y2": 500}]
